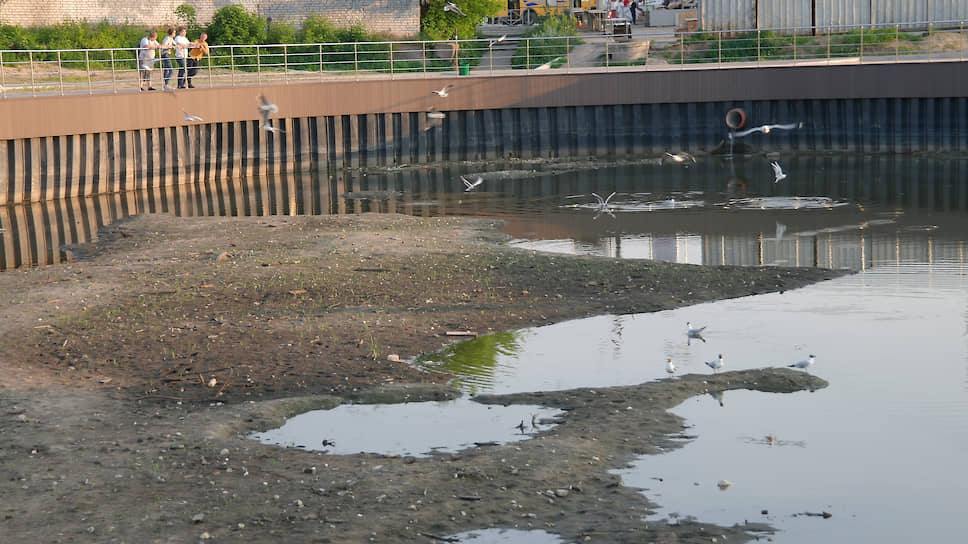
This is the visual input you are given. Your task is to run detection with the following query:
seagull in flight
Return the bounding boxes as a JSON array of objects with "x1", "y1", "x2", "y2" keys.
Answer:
[
  {"x1": 182, "y1": 110, "x2": 203, "y2": 122},
  {"x1": 731, "y1": 122, "x2": 803, "y2": 138},
  {"x1": 426, "y1": 107, "x2": 446, "y2": 120},
  {"x1": 534, "y1": 57, "x2": 561, "y2": 70},
  {"x1": 431, "y1": 84, "x2": 454, "y2": 97},
  {"x1": 591, "y1": 191, "x2": 616, "y2": 219},
  {"x1": 444, "y1": 2, "x2": 467, "y2": 16},
  {"x1": 461, "y1": 175, "x2": 483, "y2": 192},
  {"x1": 665, "y1": 358, "x2": 676, "y2": 375},
  {"x1": 771, "y1": 161, "x2": 787, "y2": 183},
  {"x1": 686, "y1": 321, "x2": 706, "y2": 344},
  {"x1": 663, "y1": 151, "x2": 697, "y2": 165},
  {"x1": 788, "y1": 354, "x2": 815, "y2": 370},
  {"x1": 257, "y1": 95, "x2": 284, "y2": 133},
  {"x1": 705, "y1": 354, "x2": 725, "y2": 373},
  {"x1": 489, "y1": 34, "x2": 508, "y2": 47}
]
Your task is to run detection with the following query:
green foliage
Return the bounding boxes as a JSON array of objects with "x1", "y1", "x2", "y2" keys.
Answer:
[
  {"x1": 299, "y1": 13, "x2": 339, "y2": 43},
  {"x1": 175, "y1": 4, "x2": 202, "y2": 35},
  {"x1": 421, "y1": 0, "x2": 503, "y2": 41},
  {"x1": 266, "y1": 21, "x2": 297, "y2": 45},
  {"x1": 206, "y1": 5, "x2": 267, "y2": 46},
  {"x1": 0, "y1": 24, "x2": 36, "y2": 50},
  {"x1": 511, "y1": 13, "x2": 578, "y2": 69}
]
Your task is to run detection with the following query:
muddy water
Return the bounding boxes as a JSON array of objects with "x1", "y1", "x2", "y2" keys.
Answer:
[{"x1": 5, "y1": 153, "x2": 967, "y2": 541}]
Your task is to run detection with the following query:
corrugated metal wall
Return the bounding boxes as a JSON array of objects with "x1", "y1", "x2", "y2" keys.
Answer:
[
  {"x1": 701, "y1": 0, "x2": 968, "y2": 31},
  {"x1": 873, "y1": 0, "x2": 928, "y2": 25},
  {"x1": 816, "y1": 0, "x2": 872, "y2": 28},
  {"x1": 930, "y1": 0, "x2": 968, "y2": 23},
  {"x1": 699, "y1": 0, "x2": 756, "y2": 32},
  {"x1": 758, "y1": 0, "x2": 813, "y2": 30}
]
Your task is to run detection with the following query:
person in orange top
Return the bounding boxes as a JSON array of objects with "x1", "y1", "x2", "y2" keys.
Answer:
[{"x1": 186, "y1": 32, "x2": 209, "y2": 88}]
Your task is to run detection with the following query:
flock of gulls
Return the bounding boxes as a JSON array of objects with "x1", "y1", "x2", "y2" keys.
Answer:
[{"x1": 667, "y1": 320, "x2": 816, "y2": 380}]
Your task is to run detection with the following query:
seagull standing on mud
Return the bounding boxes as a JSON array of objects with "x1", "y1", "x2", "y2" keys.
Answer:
[
  {"x1": 461, "y1": 175, "x2": 483, "y2": 192},
  {"x1": 665, "y1": 358, "x2": 676, "y2": 375},
  {"x1": 443, "y1": 2, "x2": 467, "y2": 16},
  {"x1": 705, "y1": 354, "x2": 725, "y2": 373},
  {"x1": 788, "y1": 354, "x2": 815, "y2": 370},
  {"x1": 771, "y1": 161, "x2": 787, "y2": 183}
]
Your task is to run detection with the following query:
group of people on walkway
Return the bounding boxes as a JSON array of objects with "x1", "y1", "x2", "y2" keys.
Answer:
[{"x1": 138, "y1": 27, "x2": 209, "y2": 91}]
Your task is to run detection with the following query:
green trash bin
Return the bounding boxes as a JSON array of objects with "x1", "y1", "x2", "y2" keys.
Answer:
[{"x1": 459, "y1": 63, "x2": 470, "y2": 76}]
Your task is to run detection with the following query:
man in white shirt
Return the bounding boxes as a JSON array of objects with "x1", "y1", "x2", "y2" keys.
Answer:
[
  {"x1": 138, "y1": 30, "x2": 162, "y2": 91},
  {"x1": 173, "y1": 26, "x2": 192, "y2": 89}
]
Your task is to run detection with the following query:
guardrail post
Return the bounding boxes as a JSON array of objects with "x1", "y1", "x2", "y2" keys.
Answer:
[
  {"x1": 319, "y1": 44, "x2": 324, "y2": 80},
  {"x1": 566, "y1": 36, "x2": 571, "y2": 73},
  {"x1": 895, "y1": 24, "x2": 899, "y2": 61},
  {"x1": 606, "y1": 37, "x2": 610, "y2": 70},
  {"x1": 928, "y1": 22, "x2": 933, "y2": 61},
  {"x1": 962, "y1": 21, "x2": 966, "y2": 61},
  {"x1": 110, "y1": 50, "x2": 118, "y2": 93},
  {"x1": 757, "y1": 29, "x2": 761, "y2": 62},
  {"x1": 718, "y1": 30, "x2": 722, "y2": 65},
  {"x1": 1, "y1": 52, "x2": 7, "y2": 96},
  {"x1": 29, "y1": 50, "x2": 36, "y2": 97},
  {"x1": 859, "y1": 25, "x2": 864, "y2": 62},
  {"x1": 354, "y1": 42, "x2": 359, "y2": 74},
  {"x1": 257, "y1": 45, "x2": 262, "y2": 85},
  {"x1": 230, "y1": 45, "x2": 236, "y2": 87},
  {"x1": 793, "y1": 27, "x2": 797, "y2": 61},
  {"x1": 207, "y1": 52, "x2": 213, "y2": 87},
  {"x1": 526, "y1": 39, "x2": 530, "y2": 68},
  {"x1": 679, "y1": 33, "x2": 684, "y2": 66},
  {"x1": 85, "y1": 50, "x2": 92, "y2": 94},
  {"x1": 389, "y1": 42, "x2": 394, "y2": 77},
  {"x1": 284, "y1": 44, "x2": 289, "y2": 84},
  {"x1": 57, "y1": 51, "x2": 64, "y2": 95},
  {"x1": 421, "y1": 41, "x2": 427, "y2": 76},
  {"x1": 826, "y1": 26, "x2": 831, "y2": 64}
]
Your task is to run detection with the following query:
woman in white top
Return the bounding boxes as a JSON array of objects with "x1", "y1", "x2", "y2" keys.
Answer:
[
  {"x1": 173, "y1": 26, "x2": 192, "y2": 89},
  {"x1": 160, "y1": 27, "x2": 176, "y2": 90}
]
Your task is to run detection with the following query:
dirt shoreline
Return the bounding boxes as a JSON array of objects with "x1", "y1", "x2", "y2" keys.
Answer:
[{"x1": 0, "y1": 213, "x2": 846, "y2": 543}]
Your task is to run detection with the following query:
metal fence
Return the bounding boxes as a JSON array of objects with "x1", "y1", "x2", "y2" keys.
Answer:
[{"x1": 0, "y1": 19, "x2": 965, "y2": 98}]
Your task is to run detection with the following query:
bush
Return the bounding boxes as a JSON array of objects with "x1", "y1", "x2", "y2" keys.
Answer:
[
  {"x1": 206, "y1": 5, "x2": 266, "y2": 46},
  {"x1": 421, "y1": 0, "x2": 503, "y2": 41},
  {"x1": 511, "y1": 13, "x2": 578, "y2": 69}
]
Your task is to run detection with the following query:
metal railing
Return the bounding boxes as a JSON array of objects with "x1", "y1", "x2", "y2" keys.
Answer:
[{"x1": 0, "y1": 20, "x2": 965, "y2": 98}]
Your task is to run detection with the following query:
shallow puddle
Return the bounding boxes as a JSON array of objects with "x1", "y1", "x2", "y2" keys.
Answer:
[
  {"x1": 446, "y1": 528, "x2": 565, "y2": 543},
  {"x1": 250, "y1": 398, "x2": 563, "y2": 457}
]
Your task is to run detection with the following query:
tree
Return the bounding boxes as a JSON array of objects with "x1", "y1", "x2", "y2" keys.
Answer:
[
  {"x1": 206, "y1": 5, "x2": 266, "y2": 45},
  {"x1": 421, "y1": 0, "x2": 502, "y2": 41}
]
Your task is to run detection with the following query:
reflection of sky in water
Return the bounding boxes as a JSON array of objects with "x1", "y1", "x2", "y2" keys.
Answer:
[
  {"x1": 251, "y1": 398, "x2": 562, "y2": 457},
  {"x1": 423, "y1": 252, "x2": 968, "y2": 542},
  {"x1": 446, "y1": 528, "x2": 564, "y2": 544}
]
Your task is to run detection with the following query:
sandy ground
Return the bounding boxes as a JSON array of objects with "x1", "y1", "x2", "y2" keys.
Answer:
[{"x1": 0, "y1": 213, "x2": 845, "y2": 543}]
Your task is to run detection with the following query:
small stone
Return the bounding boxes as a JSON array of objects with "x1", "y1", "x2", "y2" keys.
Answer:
[
  {"x1": 216, "y1": 252, "x2": 230, "y2": 261},
  {"x1": 294, "y1": 499, "x2": 304, "y2": 508},
  {"x1": 304, "y1": 467, "x2": 317, "y2": 475},
  {"x1": 554, "y1": 489, "x2": 569, "y2": 497},
  {"x1": 192, "y1": 513, "x2": 205, "y2": 523},
  {"x1": 237, "y1": 523, "x2": 245, "y2": 529},
  {"x1": 200, "y1": 531, "x2": 212, "y2": 540},
  {"x1": 387, "y1": 354, "x2": 400, "y2": 362},
  {"x1": 219, "y1": 449, "x2": 230, "y2": 456},
  {"x1": 15, "y1": 414, "x2": 28, "y2": 423}
]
